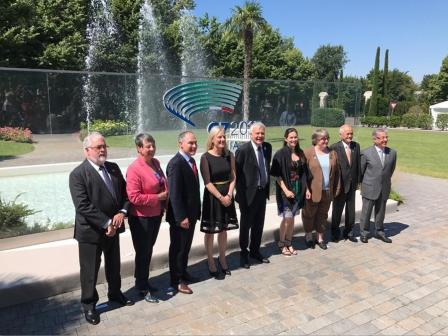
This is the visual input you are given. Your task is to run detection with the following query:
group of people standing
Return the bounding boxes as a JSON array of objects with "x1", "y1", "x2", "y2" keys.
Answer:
[{"x1": 69, "y1": 122, "x2": 396, "y2": 325}]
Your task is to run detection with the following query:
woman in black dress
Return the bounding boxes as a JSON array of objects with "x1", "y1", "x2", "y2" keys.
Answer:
[
  {"x1": 200, "y1": 126, "x2": 238, "y2": 278},
  {"x1": 270, "y1": 128, "x2": 307, "y2": 256}
]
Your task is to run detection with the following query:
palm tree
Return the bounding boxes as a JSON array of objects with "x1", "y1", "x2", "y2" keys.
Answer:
[{"x1": 225, "y1": 1, "x2": 266, "y2": 121}]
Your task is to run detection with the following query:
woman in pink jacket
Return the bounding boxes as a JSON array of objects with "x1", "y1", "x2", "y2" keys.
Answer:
[{"x1": 126, "y1": 133, "x2": 167, "y2": 303}]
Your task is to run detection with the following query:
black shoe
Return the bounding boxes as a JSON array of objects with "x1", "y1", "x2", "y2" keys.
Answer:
[
  {"x1": 144, "y1": 292, "x2": 159, "y2": 303},
  {"x1": 249, "y1": 252, "x2": 270, "y2": 263},
  {"x1": 218, "y1": 259, "x2": 231, "y2": 276},
  {"x1": 377, "y1": 235, "x2": 392, "y2": 243},
  {"x1": 344, "y1": 234, "x2": 358, "y2": 243},
  {"x1": 317, "y1": 241, "x2": 328, "y2": 250},
  {"x1": 240, "y1": 253, "x2": 250, "y2": 269},
  {"x1": 109, "y1": 293, "x2": 134, "y2": 306},
  {"x1": 84, "y1": 309, "x2": 100, "y2": 325},
  {"x1": 209, "y1": 269, "x2": 224, "y2": 280},
  {"x1": 305, "y1": 240, "x2": 315, "y2": 249},
  {"x1": 360, "y1": 236, "x2": 368, "y2": 243}
]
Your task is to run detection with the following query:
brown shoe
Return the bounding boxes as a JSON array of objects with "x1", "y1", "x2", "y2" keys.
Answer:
[{"x1": 177, "y1": 283, "x2": 193, "y2": 294}]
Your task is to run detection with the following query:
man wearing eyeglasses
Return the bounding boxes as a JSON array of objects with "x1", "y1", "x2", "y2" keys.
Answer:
[
  {"x1": 359, "y1": 128, "x2": 397, "y2": 244},
  {"x1": 69, "y1": 132, "x2": 133, "y2": 326}
]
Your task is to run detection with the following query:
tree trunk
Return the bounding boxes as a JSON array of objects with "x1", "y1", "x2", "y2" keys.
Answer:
[{"x1": 243, "y1": 29, "x2": 253, "y2": 121}]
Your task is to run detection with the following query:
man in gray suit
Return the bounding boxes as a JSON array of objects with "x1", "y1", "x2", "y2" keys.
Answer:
[{"x1": 359, "y1": 128, "x2": 397, "y2": 243}]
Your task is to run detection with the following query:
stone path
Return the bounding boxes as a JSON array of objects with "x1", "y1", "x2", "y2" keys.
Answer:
[{"x1": 1, "y1": 172, "x2": 448, "y2": 335}]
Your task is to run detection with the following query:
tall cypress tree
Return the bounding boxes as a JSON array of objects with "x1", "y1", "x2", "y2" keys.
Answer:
[
  {"x1": 369, "y1": 46, "x2": 380, "y2": 116},
  {"x1": 382, "y1": 49, "x2": 389, "y2": 98}
]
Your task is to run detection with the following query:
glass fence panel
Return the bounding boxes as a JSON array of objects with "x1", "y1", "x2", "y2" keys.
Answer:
[{"x1": 0, "y1": 68, "x2": 362, "y2": 239}]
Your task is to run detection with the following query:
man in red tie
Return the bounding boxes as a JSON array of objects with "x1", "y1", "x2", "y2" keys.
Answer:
[
  {"x1": 166, "y1": 131, "x2": 201, "y2": 294},
  {"x1": 329, "y1": 124, "x2": 361, "y2": 243}
]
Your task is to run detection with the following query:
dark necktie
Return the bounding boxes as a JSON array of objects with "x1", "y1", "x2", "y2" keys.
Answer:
[
  {"x1": 99, "y1": 165, "x2": 116, "y2": 200},
  {"x1": 257, "y1": 146, "x2": 267, "y2": 187},
  {"x1": 189, "y1": 157, "x2": 198, "y2": 178}
]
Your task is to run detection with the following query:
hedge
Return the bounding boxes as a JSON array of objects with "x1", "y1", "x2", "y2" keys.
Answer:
[
  {"x1": 436, "y1": 114, "x2": 448, "y2": 130},
  {"x1": 311, "y1": 108, "x2": 345, "y2": 127},
  {"x1": 80, "y1": 119, "x2": 129, "y2": 140}
]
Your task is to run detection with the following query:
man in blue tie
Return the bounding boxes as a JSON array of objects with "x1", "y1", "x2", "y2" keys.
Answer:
[
  {"x1": 359, "y1": 128, "x2": 397, "y2": 244},
  {"x1": 235, "y1": 122, "x2": 272, "y2": 268},
  {"x1": 69, "y1": 132, "x2": 133, "y2": 325}
]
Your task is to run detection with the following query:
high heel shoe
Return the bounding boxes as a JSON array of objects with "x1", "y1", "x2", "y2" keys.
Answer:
[{"x1": 218, "y1": 259, "x2": 231, "y2": 276}]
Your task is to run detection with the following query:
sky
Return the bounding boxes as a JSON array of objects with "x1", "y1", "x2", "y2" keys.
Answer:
[{"x1": 193, "y1": 0, "x2": 448, "y2": 83}]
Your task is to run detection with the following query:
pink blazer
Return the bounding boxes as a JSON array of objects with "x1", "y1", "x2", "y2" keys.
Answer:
[{"x1": 126, "y1": 156, "x2": 167, "y2": 217}]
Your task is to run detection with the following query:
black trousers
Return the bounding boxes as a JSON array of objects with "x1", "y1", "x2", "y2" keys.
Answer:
[
  {"x1": 331, "y1": 186, "x2": 356, "y2": 237},
  {"x1": 168, "y1": 221, "x2": 196, "y2": 286},
  {"x1": 239, "y1": 188, "x2": 267, "y2": 255},
  {"x1": 78, "y1": 235, "x2": 121, "y2": 311},
  {"x1": 129, "y1": 215, "x2": 162, "y2": 291}
]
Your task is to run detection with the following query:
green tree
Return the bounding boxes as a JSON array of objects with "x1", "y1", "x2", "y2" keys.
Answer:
[
  {"x1": 368, "y1": 47, "x2": 381, "y2": 116},
  {"x1": 310, "y1": 44, "x2": 347, "y2": 82},
  {"x1": 36, "y1": 0, "x2": 88, "y2": 70},
  {"x1": 430, "y1": 56, "x2": 448, "y2": 103},
  {"x1": 382, "y1": 49, "x2": 389, "y2": 98},
  {"x1": 0, "y1": 0, "x2": 41, "y2": 67},
  {"x1": 225, "y1": 1, "x2": 267, "y2": 121}
]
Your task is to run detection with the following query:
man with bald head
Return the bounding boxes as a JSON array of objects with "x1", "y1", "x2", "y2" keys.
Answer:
[
  {"x1": 69, "y1": 132, "x2": 133, "y2": 325},
  {"x1": 329, "y1": 124, "x2": 361, "y2": 242}
]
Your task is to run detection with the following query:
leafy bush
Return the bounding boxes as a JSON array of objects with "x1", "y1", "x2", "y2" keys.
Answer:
[
  {"x1": 79, "y1": 119, "x2": 129, "y2": 139},
  {"x1": 436, "y1": 113, "x2": 448, "y2": 130},
  {"x1": 0, "y1": 127, "x2": 33, "y2": 143},
  {"x1": 401, "y1": 114, "x2": 418, "y2": 128},
  {"x1": 393, "y1": 101, "x2": 413, "y2": 116},
  {"x1": 311, "y1": 108, "x2": 345, "y2": 127},
  {"x1": 417, "y1": 114, "x2": 433, "y2": 130},
  {"x1": 0, "y1": 194, "x2": 39, "y2": 238},
  {"x1": 360, "y1": 116, "x2": 401, "y2": 128},
  {"x1": 408, "y1": 105, "x2": 425, "y2": 115}
]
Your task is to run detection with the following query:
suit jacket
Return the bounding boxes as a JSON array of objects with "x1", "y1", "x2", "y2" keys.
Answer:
[
  {"x1": 330, "y1": 140, "x2": 361, "y2": 194},
  {"x1": 235, "y1": 141, "x2": 272, "y2": 207},
  {"x1": 360, "y1": 145, "x2": 397, "y2": 201},
  {"x1": 303, "y1": 147, "x2": 340, "y2": 203},
  {"x1": 166, "y1": 152, "x2": 201, "y2": 226},
  {"x1": 126, "y1": 156, "x2": 167, "y2": 217},
  {"x1": 69, "y1": 160, "x2": 129, "y2": 243}
]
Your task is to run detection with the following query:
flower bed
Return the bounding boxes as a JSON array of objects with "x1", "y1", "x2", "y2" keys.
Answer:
[{"x1": 0, "y1": 127, "x2": 33, "y2": 143}]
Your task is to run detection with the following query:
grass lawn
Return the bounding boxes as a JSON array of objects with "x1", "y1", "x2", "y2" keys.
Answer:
[
  {"x1": 0, "y1": 140, "x2": 34, "y2": 160},
  {"x1": 106, "y1": 126, "x2": 448, "y2": 179}
]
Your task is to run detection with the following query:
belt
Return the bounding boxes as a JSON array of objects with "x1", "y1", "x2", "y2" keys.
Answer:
[{"x1": 213, "y1": 180, "x2": 230, "y2": 185}]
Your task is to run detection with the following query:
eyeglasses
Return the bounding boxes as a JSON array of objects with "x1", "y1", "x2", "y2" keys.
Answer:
[
  {"x1": 319, "y1": 137, "x2": 329, "y2": 141},
  {"x1": 88, "y1": 145, "x2": 109, "y2": 150}
]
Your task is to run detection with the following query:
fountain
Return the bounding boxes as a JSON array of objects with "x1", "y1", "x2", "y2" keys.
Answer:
[
  {"x1": 83, "y1": 0, "x2": 118, "y2": 131},
  {"x1": 136, "y1": 0, "x2": 172, "y2": 132}
]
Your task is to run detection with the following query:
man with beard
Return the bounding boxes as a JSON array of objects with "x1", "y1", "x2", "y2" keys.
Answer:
[{"x1": 69, "y1": 132, "x2": 133, "y2": 325}]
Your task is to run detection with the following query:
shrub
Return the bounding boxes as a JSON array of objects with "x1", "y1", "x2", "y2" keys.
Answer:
[
  {"x1": 393, "y1": 101, "x2": 413, "y2": 116},
  {"x1": 401, "y1": 114, "x2": 418, "y2": 128},
  {"x1": 408, "y1": 105, "x2": 424, "y2": 115},
  {"x1": 388, "y1": 116, "x2": 401, "y2": 128},
  {"x1": 436, "y1": 113, "x2": 448, "y2": 130},
  {"x1": 0, "y1": 194, "x2": 39, "y2": 239},
  {"x1": 79, "y1": 119, "x2": 129, "y2": 139},
  {"x1": 417, "y1": 114, "x2": 433, "y2": 130},
  {"x1": 0, "y1": 127, "x2": 32, "y2": 143},
  {"x1": 311, "y1": 108, "x2": 345, "y2": 127}
]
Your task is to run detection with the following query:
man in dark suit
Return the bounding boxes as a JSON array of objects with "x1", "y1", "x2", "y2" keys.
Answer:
[
  {"x1": 69, "y1": 132, "x2": 133, "y2": 326},
  {"x1": 166, "y1": 131, "x2": 201, "y2": 295},
  {"x1": 235, "y1": 122, "x2": 272, "y2": 268},
  {"x1": 330, "y1": 124, "x2": 361, "y2": 242},
  {"x1": 359, "y1": 128, "x2": 397, "y2": 244}
]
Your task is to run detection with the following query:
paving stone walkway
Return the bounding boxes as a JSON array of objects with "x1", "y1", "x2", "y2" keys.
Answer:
[{"x1": 1, "y1": 172, "x2": 448, "y2": 335}]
